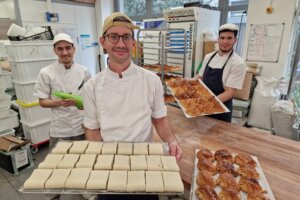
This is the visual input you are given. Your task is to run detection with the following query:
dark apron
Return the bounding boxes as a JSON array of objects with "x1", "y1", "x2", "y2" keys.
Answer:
[{"x1": 203, "y1": 50, "x2": 233, "y2": 122}]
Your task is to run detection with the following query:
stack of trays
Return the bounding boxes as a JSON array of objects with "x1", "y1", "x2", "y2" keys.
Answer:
[{"x1": 21, "y1": 141, "x2": 184, "y2": 194}]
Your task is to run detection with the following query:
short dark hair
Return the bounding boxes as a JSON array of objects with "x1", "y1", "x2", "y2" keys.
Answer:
[{"x1": 219, "y1": 29, "x2": 238, "y2": 37}]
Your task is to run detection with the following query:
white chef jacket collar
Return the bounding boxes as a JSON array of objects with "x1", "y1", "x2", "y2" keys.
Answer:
[
  {"x1": 55, "y1": 61, "x2": 74, "y2": 70},
  {"x1": 107, "y1": 61, "x2": 135, "y2": 79}
]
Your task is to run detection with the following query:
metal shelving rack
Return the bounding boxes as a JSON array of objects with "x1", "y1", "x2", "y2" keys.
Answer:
[{"x1": 136, "y1": 28, "x2": 187, "y2": 96}]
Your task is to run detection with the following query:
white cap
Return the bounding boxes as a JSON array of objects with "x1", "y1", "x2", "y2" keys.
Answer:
[
  {"x1": 219, "y1": 23, "x2": 239, "y2": 32},
  {"x1": 53, "y1": 33, "x2": 73, "y2": 46}
]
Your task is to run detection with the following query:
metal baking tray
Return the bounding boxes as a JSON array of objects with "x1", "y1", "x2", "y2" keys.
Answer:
[
  {"x1": 190, "y1": 149, "x2": 276, "y2": 200},
  {"x1": 166, "y1": 79, "x2": 229, "y2": 118},
  {"x1": 19, "y1": 187, "x2": 183, "y2": 195}
]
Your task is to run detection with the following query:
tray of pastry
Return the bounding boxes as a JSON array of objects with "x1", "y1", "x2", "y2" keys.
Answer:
[
  {"x1": 165, "y1": 78, "x2": 229, "y2": 118},
  {"x1": 143, "y1": 64, "x2": 183, "y2": 72},
  {"x1": 190, "y1": 147, "x2": 275, "y2": 200},
  {"x1": 20, "y1": 141, "x2": 184, "y2": 195}
]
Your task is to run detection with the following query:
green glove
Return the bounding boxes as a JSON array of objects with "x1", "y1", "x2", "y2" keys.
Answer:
[{"x1": 53, "y1": 91, "x2": 83, "y2": 109}]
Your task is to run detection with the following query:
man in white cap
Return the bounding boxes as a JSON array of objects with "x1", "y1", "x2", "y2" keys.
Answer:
[
  {"x1": 82, "y1": 12, "x2": 182, "y2": 199},
  {"x1": 34, "y1": 33, "x2": 91, "y2": 147},
  {"x1": 34, "y1": 33, "x2": 92, "y2": 200},
  {"x1": 196, "y1": 23, "x2": 246, "y2": 122}
]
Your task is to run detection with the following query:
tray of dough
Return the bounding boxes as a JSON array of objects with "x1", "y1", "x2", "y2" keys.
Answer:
[
  {"x1": 19, "y1": 141, "x2": 184, "y2": 195},
  {"x1": 190, "y1": 147, "x2": 275, "y2": 200},
  {"x1": 165, "y1": 78, "x2": 229, "y2": 118}
]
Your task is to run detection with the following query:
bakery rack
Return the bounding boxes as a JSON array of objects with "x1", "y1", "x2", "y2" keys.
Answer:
[{"x1": 136, "y1": 28, "x2": 187, "y2": 105}]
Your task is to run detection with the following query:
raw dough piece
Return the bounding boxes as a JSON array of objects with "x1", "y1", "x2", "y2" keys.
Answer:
[
  {"x1": 130, "y1": 155, "x2": 147, "y2": 170},
  {"x1": 69, "y1": 140, "x2": 89, "y2": 154},
  {"x1": 162, "y1": 171, "x2": 184, "y2": 192},
  {"x1": 51, "y1": 141, "x2": 72, "y2": 154},
  {"x1": 149, "y1": 143, "x2": 165, "y2": 155},
  {"x1": 147, "y1": 155, "x2": 162, "y2": 171},
  {"x1": 101, "y1": 143, "x2": 117, "y2": 155},
  {"x1": 107, "y1": 170, "x2": 127, "y2": 191},
  {"x1": 145, "y1": 171, "x2": 164, "y2": 192},
  {"x1": 44, "y1": 169, "x2": 71, "y2": 189},
  {"x1": 113, "y1": 155, "x2": 130, "y2": 170},
  {"x1": 94, "y1": 155, "x2": 114, "y2": 170},
  {"x1": 57, "y1": 154, "x2": 80, "y2": 169},
  {"x1": 85, "y1": 142, "x2": 103, "y2": 154},
  {"x1": 65, "y1": 168, "x2": 92, "y2": 189},
  {"x1": 86, "y1": 170, "x2": 110, "y2": 190},
  {"x1": 127, "y1": 171, "x2": 145, "y2": 192},
  {"x1": 23, "y1": 169, "x2": 53, "y2": 189},
  {"x1": 117, "y1": 143, "x2": 133, "y2": 155},
  {"x1": 38, "y1": 154, "x2": 64, "y2": 169},
  {"x1": 76, "y1": 154, "x2": 97, "y2": 168},
  {"x1": 133, "y1": 143, "x2": 148, "y2": 155},
  {"x1": 161, "y1": 156, "x2": 179, "y2": 171}
]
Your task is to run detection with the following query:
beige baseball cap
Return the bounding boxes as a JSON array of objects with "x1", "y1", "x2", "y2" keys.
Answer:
[
  {"x1": 53, "y1": 33, "x2": 74, "y2": 46},
  {"x1": 219, "y1": 23, "x2": 239, "y2": 32},
  {"x1": 102, "y1": 12, "x2": 139, "y2": 34}
]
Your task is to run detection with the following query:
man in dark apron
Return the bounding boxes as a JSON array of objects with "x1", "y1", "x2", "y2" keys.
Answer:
[{"x1": 196, "y1": 24, "x2": 246, "y2": 122}]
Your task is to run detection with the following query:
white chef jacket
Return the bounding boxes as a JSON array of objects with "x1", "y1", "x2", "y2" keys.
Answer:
[
  {"x1": 199, "y1": 51, "x2": 246, "y2": 90},
  {"x1": 34, "y1": 61, "x2": 91, "y2": 138},
  {"x1": 82, "y1": 62, "x2": 167, "y2": 142}
]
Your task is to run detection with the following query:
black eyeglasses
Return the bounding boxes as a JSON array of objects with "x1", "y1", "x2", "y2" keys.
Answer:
[{"x1": 103, "y1": 33, "x2": 134, "y2": 44}]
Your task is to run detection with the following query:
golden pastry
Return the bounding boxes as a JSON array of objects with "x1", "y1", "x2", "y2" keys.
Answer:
[
  {"x1": 197, "y1": 158, "x2": 217, "y2": 175},
  {"x1": 196, "y1": 186, "x2": 219, "y2": 200},
  {"x1": 247, "y1": 192, "x2": 270, "y2": 200},
  {"x1": 238, "y1": 176, "x2": 266, "y2": 194},
  {"x1": 216, "y1": 160, "x2": 238, "y2": 177},
  {"x1": 219, "y1": 188, "x2": 242, "y2": 200},
  {"x1": 215, "y1": 149, "x2": 234, "y2": 163},
  {"x1": 197, "y1": 148, "x2": 214, "y2": 161},
  {"x1": 216, "y1": 172, "x2": 239, "y2": 191},
  {"x1": 234, "y1": 154, "x2": 257, "y2": 167},
  {"x1": 196, "y1": 170, "x2": 215, "y2": 188},
  {"x1": 237, "y1": 165, "x2": 260, "y2": 179}
]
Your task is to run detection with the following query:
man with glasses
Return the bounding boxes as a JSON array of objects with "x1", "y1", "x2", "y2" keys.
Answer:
[{"x1": 82, "y1": 12, "x2": 182, "y2": 200}]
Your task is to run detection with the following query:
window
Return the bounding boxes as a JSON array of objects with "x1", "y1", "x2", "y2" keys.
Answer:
[{"x1": 120, "y1": 0, "x2": 147, "y2": 17}]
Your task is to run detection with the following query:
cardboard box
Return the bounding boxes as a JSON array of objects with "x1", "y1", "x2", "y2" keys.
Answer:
[
  {"x1": 0, "y1": 134, "x2": 29, "y2": 152},
  {"x1": 234, "y1": 72, "x2": 254, "y2": 101},
  {"x1": 203, "y1": 41, "x2": 218, "y2": 56}
]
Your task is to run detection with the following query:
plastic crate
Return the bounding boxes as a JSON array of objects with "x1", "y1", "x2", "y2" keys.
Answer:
[
  {"x1": 11, "y1": 59, "x2": 55, "y2": 83},
  {"x1": 13, "y1": 81, "x2": 37, "y2": 103},
  {"x1": 0, "y1": 71, "x2": 13, "y2": 89},
  {"x1": 0, "y1": 128, "x2": 15, "y2": 137},
  {"x1": 0, "y1": 109, "x2": 19, "y2": 132},
  {"x1": 0, "y1": 143, "x2": 34, "y2": 175},
  {"x1": 0, "y1": 93, "x2": 11, "y2": 109},
  {"x1": 6, "y1": 41, "x2": 56, "y2": 62},
  {"x1": 8, "y1": 26, "x2": 54, "y2": 41},
  {"x1": 16, "y1": 100, "x2": 51, "y2": 124},
  {"x1": 21, "y1": 119, "x2": 50, "y2": 144},
  {"x1": 0, "y1": 107, "x2": 10, "y2": 118}
]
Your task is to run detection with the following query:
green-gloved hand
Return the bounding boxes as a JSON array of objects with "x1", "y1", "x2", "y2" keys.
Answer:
[{"x1": 52, "y1": 91, "x2": 83, "y2": 110}]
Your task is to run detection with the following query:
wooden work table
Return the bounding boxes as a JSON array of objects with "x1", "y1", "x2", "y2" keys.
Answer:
[{"x1": 165, "y1": 106, "x2": 300, "y2": 200}]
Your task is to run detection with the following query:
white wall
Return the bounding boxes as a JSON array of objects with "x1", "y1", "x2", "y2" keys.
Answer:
[
  {"x1": 242, "y1": 0, "x2": 297, "y2": 78},
  {"x1": 0, "y1": 0, "x2": 15, "y2": 19},
  {"x1": 17, "y1": 0, "x2": 99, "y2": 75},
  {"x1": 95, "y1": 0, "x2": 114, "y2": 71}
]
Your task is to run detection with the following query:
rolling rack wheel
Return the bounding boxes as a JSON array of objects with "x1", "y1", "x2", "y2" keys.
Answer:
[{"x1": 30, "y1": 139, "x2": 49, "y2": 154}]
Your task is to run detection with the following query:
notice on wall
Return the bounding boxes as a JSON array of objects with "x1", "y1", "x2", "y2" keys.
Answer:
[{"x1": 246, "y1": 23, "x2": 285, "y2": 62}]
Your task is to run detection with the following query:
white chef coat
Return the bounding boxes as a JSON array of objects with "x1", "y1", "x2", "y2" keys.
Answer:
[
  {"x1": 83, "y1": 62, "x2": 167, "y2": 142},
  {"x1": 34, "y1": 61, "x2": 91, "y2": 138},
  {"x1": 199, "y1": 51, "x2": 246, "y2": 90}
]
